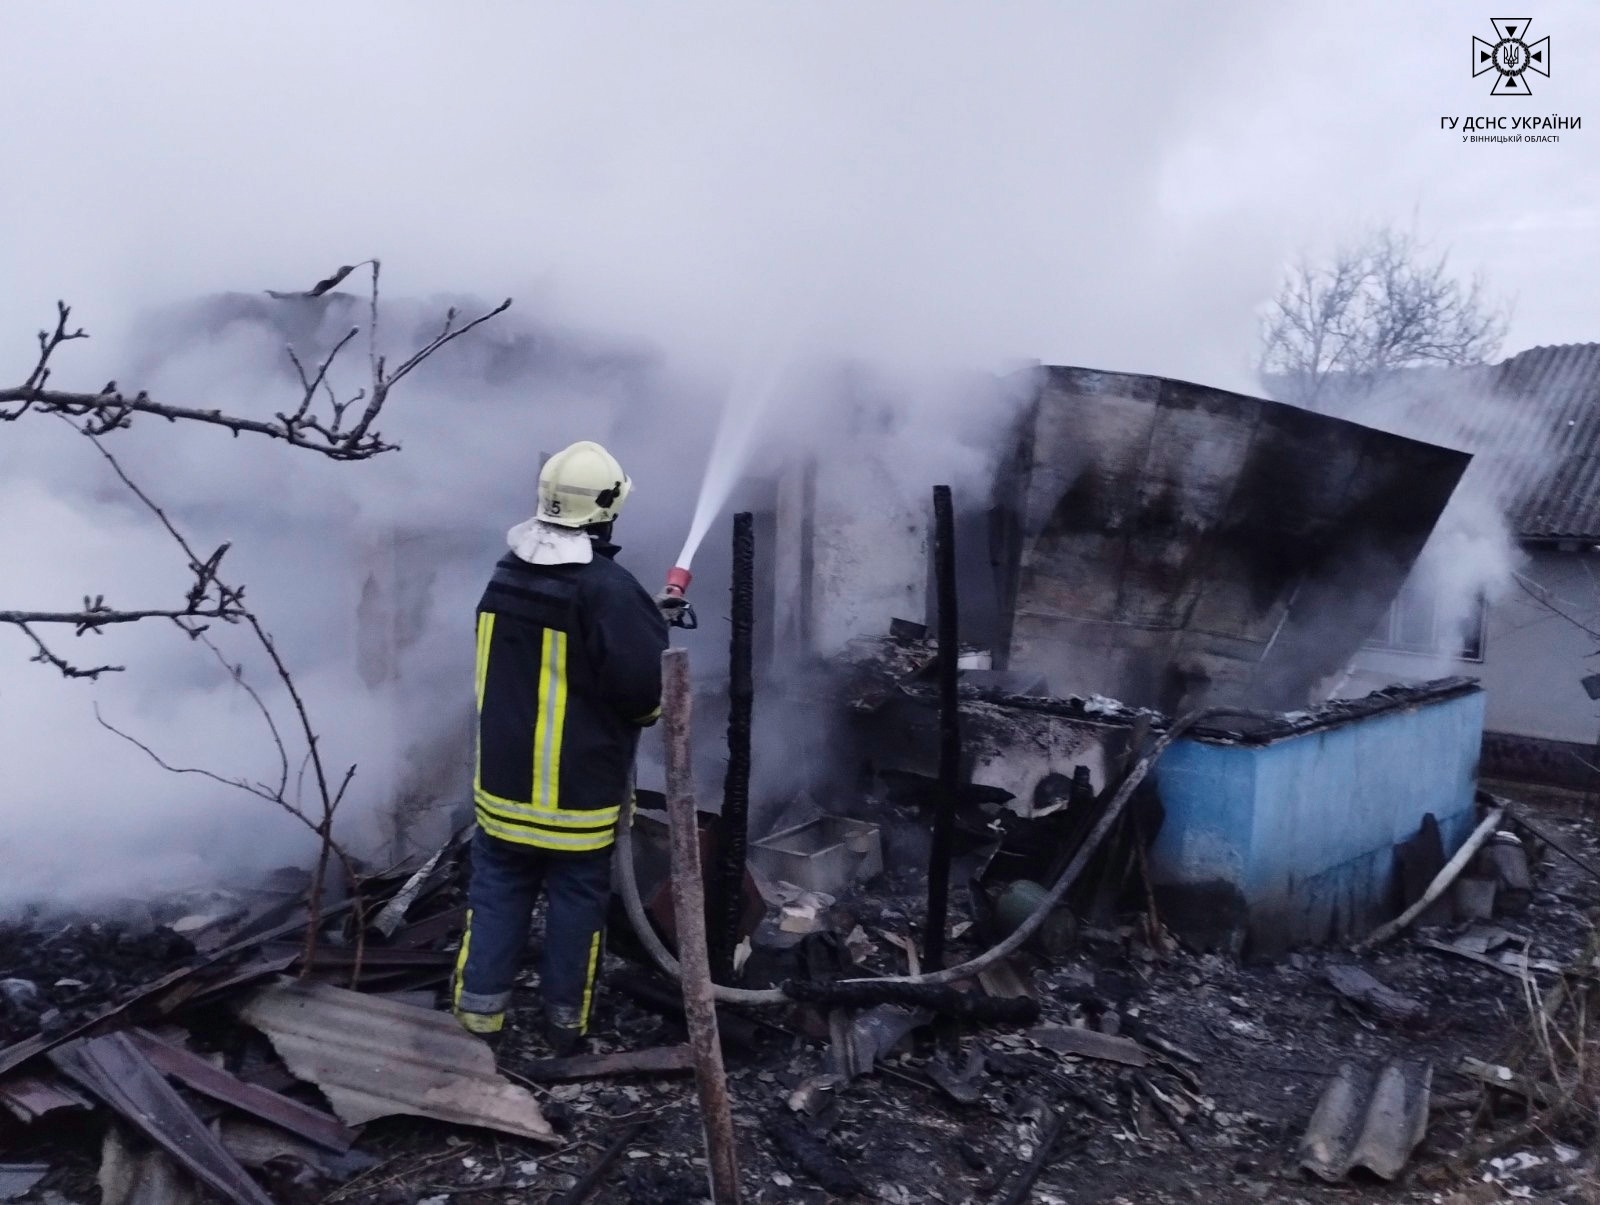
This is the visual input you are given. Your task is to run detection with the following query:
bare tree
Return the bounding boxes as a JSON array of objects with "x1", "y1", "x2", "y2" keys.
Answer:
[
  {"x1": 1260, "y1": 227, "x2": 1509, "y2": 409},
  {"x1": 0, "y1": 261, "x2": 511, "y2": 971}
]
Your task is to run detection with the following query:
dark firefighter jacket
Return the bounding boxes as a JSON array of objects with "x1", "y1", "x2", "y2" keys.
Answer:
[{"x1": 473, "y1": 541, "x2": 668, "y2": 851}]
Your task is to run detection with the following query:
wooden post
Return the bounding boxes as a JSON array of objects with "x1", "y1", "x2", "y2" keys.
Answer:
[
  {"x1": 924, "y1": 484, "x2": 961, "y2": 971},
  {"x1": 660, "y1": 648, "x2": 742, "y2": 1203},
  {"x1": 713, "y1": 512, "x2": 755, "y2": 983}
]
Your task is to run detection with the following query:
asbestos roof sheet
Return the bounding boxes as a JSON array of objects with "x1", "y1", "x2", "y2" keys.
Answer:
[
  {"x1": 1298, "y1": 1059, "x2": 1432, "y2": 1182},
  {"x1": 1492, "y1": 343, "x2": 1600, "y2": 540},
  {"x1": 1292, "y1": 344, "x2": 1600, "y2": 541},
  {"x1": 237, "y1": 978, "x2": 558, "y2": 1144}
]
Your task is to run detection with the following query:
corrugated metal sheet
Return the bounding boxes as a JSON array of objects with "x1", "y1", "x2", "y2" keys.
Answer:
[
  {"x1": 0, "y1": 1074, "x2": 91, "y2": 1122},
  {"x1": 50, "y1": 1033, "x2": 277, "y2": 1205},
  {"x1": 238, "y1": 978, "x2": 558, "y2": 1144},
  {"x1": 1492, "y1": 343, "x2": 1600, "y2": 539}
]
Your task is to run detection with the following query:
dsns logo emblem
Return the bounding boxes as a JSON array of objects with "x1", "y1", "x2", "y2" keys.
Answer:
[{"x1": 1473, "y1": 19, "x2": 1550, "y2": 95}]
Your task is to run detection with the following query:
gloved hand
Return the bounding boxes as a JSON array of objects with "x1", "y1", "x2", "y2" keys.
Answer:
[{"x1": 653, "y1": 592, "x2": 697, "y2": 629}]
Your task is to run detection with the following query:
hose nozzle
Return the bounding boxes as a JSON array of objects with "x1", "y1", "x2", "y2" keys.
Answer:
[{"x1": 664, "y1": 566, "x2": 692, "y2": 598}]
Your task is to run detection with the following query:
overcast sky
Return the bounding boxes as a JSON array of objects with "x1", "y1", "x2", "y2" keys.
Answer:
[
  {"x1": 2, "y1": 2, "x2": 1597, "y2": 902},
  {"x1": 4, "y1": 2, "x2": 1597, "y2": 386}
]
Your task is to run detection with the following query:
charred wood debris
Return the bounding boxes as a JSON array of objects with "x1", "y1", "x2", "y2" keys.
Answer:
[
  {"x1": 4, "y1": 579, "x2": 1600, "y2": 1198},
  {"x1": 4, "y1": 759, "x2": 1600, "y2": 1200},
  {"x1": 0, "y1": 794, "x2": 1594, "y2": 1203}
]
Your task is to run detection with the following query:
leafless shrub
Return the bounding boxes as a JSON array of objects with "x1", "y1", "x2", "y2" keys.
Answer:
[
  {"x1": 1260, "y1": 227, "x2": 1509, "y2": 410},
  {"x1": 0, "y1": 262, "x2": 512, "y2": 972}
]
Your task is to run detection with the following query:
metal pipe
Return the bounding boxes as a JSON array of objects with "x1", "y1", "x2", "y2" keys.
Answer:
[
  {"x1": 712, "y1": 512, "x2": 755, "y2": 983},
  {"x1": 924, "y1": 484, "x2": 961, "y2": 971},
  {"x1": 659, "y1": 648, "x2": 742, "y2": 1203}
]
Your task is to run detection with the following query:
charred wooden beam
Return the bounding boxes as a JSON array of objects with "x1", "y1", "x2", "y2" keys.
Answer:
[
  {"x1": 520, "y1": 1045, "x2": 694, "y2": 1083},
  {"x1": 555, "y1": 1120, "x2": 650, "y2": 1205},
  {"x1": 781, "y1": 979, "x2": 1040, "y2": 1023},
  {"x1": 713, "y1": 511, "x2": 756, "y2": 983},
  {"x1": 924, "y1": 484, "x2": 961, "y2": 972}
]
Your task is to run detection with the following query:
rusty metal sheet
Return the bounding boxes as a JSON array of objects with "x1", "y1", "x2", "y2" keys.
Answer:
[
  {"x1": 1299, "y1": 1059, "x2": 1432, "y2": 1182},
  {"x1": 49, "y1": 1033, "x2": 275, "y2": 1205},
  {"x1": 127, "y1": 1029, "x2": 356, "y2": 1153},
  {"x1": 0, "y1": 1073, "x2": 91, "y2": 1122},
  {"x1": 237, "y1": 978, "x2": 557, "y2": 1144}
]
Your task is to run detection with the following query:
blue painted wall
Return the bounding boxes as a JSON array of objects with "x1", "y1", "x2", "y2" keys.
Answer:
[{"x1": 1149, "y1": 689, "x2": 1484, "y2": 953}]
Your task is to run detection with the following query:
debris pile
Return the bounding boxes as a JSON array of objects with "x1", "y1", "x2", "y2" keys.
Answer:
[
  {"x1": 0, "y1": 831, "x2": 565, "y2": 1204},
  {"x1": 3, "y1": 785, "x2": 1600, "y2": 1200}
]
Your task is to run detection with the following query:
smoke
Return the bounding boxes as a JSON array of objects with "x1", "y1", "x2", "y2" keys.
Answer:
[
  {"x1": 2, "y1": 2, "x2": 1583, "y2": 903},
  {"x1": 1297, "y1": 366, "x2": 1555, "y2": 684}
]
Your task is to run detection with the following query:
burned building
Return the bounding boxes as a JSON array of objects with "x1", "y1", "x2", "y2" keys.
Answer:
[{"x1": 778, "y1": 366, "x2": 1483, "y2": 953}]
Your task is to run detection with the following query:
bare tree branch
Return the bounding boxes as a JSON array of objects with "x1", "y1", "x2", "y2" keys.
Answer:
[
  {"x1": 12, "y1": 620, "x2": 122, "y2": 679},
  {"x1": 1, "y1": 260, "x2": 513, "y2": 975},
  {"x1": 1512, "y1": 571, "x2": 1600, "y2": 643},
  {"x1": 1260, "y1": 227, "x2": 1509, "y2": 409},
  {"x1": 75, "y1": 429, "x2": 370, "y2": 978},
  {"x1": 2, "y1": 265, "x2": 513, "y2": 460}
]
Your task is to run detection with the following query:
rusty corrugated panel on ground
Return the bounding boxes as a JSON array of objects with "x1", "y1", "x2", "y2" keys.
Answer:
[
  {"x1": 49, "y1": 1032, "x2": 276, "y2": 1205},
  {"x1": 0, "y1": 1073, "x2": 91, "y2": 1122},
  {"x1": 237, "y1": 978, "x2": 558, "y2": 1144},
  {"x1": 1298, "y1": 1059, "x2": 1432, "y2": 1181},
  {"x1": 127, "y1": 1029, "x2": 357, "y2": 1152}
]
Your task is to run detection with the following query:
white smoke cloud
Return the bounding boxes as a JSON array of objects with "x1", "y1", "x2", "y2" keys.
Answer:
[{"x1": 1, "y1": 1, "x2": 1593, "y2": 903}]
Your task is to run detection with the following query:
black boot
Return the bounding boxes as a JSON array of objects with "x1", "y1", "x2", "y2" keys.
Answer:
[
  {"x1": 545, "y1": 1005, "x2": 587, "y2": 1057},
  {"x1": 545, "y1": 1021, "x2": 586, "y2": 1057}
]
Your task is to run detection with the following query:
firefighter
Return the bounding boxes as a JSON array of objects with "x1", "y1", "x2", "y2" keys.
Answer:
[{"x1": 453, "y1": 441, "x2": 672, "y2": 1054}]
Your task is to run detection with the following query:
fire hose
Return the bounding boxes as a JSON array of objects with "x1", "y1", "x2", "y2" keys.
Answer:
[{"x1": 613, "y1": 705, "x2": 1278, "y2": 1005}]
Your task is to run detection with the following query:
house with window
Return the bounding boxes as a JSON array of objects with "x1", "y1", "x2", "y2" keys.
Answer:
[{"x1": 1339, "y1": 343, "x2": 1600, "y2": 791}]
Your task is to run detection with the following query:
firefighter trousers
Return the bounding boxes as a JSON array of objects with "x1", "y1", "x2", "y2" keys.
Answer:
[{"x1": 453, "y1": 827, "x2": 611, "y2": 1032}]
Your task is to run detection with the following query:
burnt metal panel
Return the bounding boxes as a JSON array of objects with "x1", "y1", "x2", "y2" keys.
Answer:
[
  {"x1": 50, "y1": 1033, "x2": 277, "y2": 1205},
  {"x1": 237, "y1": 978, "x2": 557, "y2": 1144},
  {"x1": 127, "y1": 1029, "x2": 356, "y2": 1153},
  {"x1": 0, "y1": 1074, "x2": 91, "y2": 1122},
  {"x1": 1000, "y1": 366, "x2": 1471, "y2": 710}
]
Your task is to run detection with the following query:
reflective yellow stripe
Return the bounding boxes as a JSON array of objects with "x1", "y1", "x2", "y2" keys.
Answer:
[
  {"x1": 475, "y1": 614, "x2": 494, "y2": 707},
  {"x1": 633, "y1": 705, "x2": 661, "y2": 725},
  {"x1": 531, "y1": 628, "x2": 552, "y2": 807},
  {"x1": 473, "y1": 614, "x2": 495, "y2": 795},
  {"x1": 474, "y1": 788, "x2": 619, "y2": 829},
  {"x1": 531, "y1": 630, "x2": 569, "y2": 813},
  {"x1": 475, "y1": 808, "x2": 615, "y2": 851},
  {"x1": 549, "y1": 631, "x2": 568, "y2": 806},
  {"x1": 578, "y1": 931, "x2": 601, "y2": 1033},
  {"x1": 453, "y1": 908, "x2": 473, "y2": 1009}
]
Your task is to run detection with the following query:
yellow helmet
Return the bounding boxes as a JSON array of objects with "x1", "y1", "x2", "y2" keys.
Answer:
[{"x1": 538, "y1": 441, "x2": 632, "y2": 528}]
